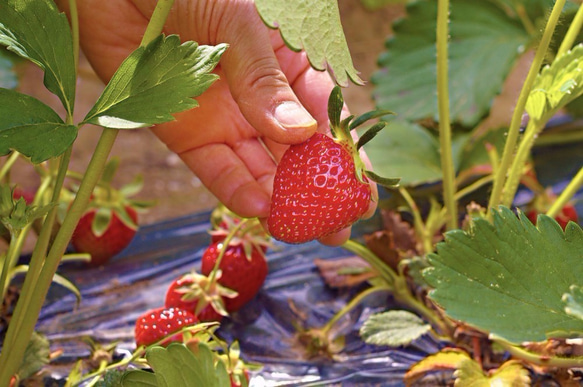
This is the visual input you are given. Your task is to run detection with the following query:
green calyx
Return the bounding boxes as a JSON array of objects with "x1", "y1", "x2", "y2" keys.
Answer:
[{"x1": 327, "y1": 86, "x2": 400, "y2": 188}]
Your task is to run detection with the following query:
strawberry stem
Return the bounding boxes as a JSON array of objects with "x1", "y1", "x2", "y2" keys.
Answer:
[
  {"x1": 321, "y1": 285, "x2": 390, "y2": 334},
  {"x1": 546, "y1": 167, "x2": 583, "y2": 219},
  {"x1": 0, "y1": 0, "x2": 177, "y2": 382},
  {"x1": 487, "y1": 0, "x2": 566, "y2": 215},
  {"x1": 204, "y1": 218, "x2": 252, "y2": 295},
  {"x1": 436, "y1": 0, "x2": 458, "y2": 231}
]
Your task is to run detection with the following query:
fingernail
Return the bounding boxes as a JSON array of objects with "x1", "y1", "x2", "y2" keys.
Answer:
[{"x1": 274, "y1": 101, "x2": 317, "y2": 130}]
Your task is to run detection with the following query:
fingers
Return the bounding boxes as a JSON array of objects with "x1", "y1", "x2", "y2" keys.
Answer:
[{"x1": 209, "y1": 3, "x2": 318, "y2": 145}]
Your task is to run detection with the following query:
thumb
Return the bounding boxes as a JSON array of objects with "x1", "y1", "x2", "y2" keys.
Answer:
[{"x1": 217, "y1": 4, "x2": 318, "y2": 144}]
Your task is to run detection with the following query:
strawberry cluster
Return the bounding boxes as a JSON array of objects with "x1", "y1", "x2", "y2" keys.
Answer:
[{"x1": 133, "y1": 206, "x2": 270, "y2": 385}]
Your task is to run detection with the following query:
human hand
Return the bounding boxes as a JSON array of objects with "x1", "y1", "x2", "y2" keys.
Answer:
[{"x1": 70, "y1": 0, "x2": 377, "y2": 245}]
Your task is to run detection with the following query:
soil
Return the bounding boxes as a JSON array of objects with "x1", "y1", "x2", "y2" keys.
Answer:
[{"x1": 7, "y1": 2, "x2": 405, "y2": 233}]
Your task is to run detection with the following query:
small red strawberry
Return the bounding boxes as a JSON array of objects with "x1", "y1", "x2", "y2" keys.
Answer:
[
  {"x1": 525, "y1": 188, "x2": 579, "y2": 230},
  {"x1": 527, "y1": 203, "x2": 578, "y2": 230},
  {"x1": 267, "y1": 87, "x2": 399, "y2": 244},
  {"x1": 165, "y1": 271, "x2": 237, "y2": 322},
  {"x1": 69, "y1": 157, "x2": 153, "y2": 266},
  {"x1": 12, "y1": 187, "x2": 35, "y2": 205},
  {"x1": 71, "y1": 205, "x2": 138, "y2": 266},
  {"x1": 134, "y1": 307, "x2": 198, "y2": 348},
  {"x1": 201, "y1": 241, "x2": 268, "y2": 312}
]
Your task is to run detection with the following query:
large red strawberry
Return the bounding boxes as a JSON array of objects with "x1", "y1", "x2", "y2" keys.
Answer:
[
  {"x1": 134, "y1": 307, "x2": 198, "y2": 347},
  {"x1": 267, "y1": 87, "x2": 399, "y2": 244},
  {"x1": 71, "y1": 205, "x2": 138, "y2": 266},
  {"x1": 165, "y1": 271, "x2": 236, "y2": 322},
  {"x1": 201, "y1": 241, "x2": 268, "y2": 312}
]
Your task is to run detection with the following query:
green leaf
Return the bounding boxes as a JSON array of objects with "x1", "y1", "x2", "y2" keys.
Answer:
[
  {"x1": 255, "y1": 0, "x2": 362, "y2": 86},
  {"x1": 424, "y1": 206, "x2": 583, "y2": 344},
  {"x1": 360, "y1": 310, "x2": 431, "y2": 346},
  {"x1": 17, "y1": 331, "x2": 50, "y2": 380},
  {"x1": 356, "y1": 122, "x2": 386, "y2": 150},
  {"x1": 362, "y1": 121, "x2": 469, "y2": 186},
  {"x1": 0, "y1": 88, "x2": 77, "y2": 163},
  {"x1": 526, "y1": 45, "x2": 583, "y2": 123},
  {"x1": 0, "y1": 0, "x2": 76, "y2": 115},
  {"x1": 121, "y1": 370, "x2": 158, "y2": 386},
  {"x1": 327, "y1": 85, "x2": 344, "y2": 134},
  {"x1": 9, "y1": 265, "x2": 81, "y2": 305},
  {"x1": 83, "y1": 35, "x2": 226, "y2": 129},
  {"x1": 122, "y1": 343, "x2": 230, "y2": 387},
  {"x1": 372, "y1": 0, "x2": 529, "y2": 127},
  {"x1": 563, "y1": 285, "x2": 583, "y2": 321},
  {"x1": 360, "y1": 0, "x2": 408, "y2": 11},
  {"x1": 349, "y1": 109, "x2": 395, "y2": 130}
]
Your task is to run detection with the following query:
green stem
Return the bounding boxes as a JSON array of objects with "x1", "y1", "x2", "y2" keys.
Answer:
[
  {"x1": 0, "y1": 152, "x2": 20, "y2": 182},
  {"x1": 399, "y1": 187, "x2": 433, "y2": 254},
  {"x1": 495, "y1": 338, "x2": 583, "y2": 368},
  {"x1": 547, "y1": 167, "x2": 583, "y2": 218},
  {"x1": 436, "y1": 0, "x2": 458, "y2": 231},
  {"x1": 322, "y1": 286, "x2": 389, "y2": 333},
  {"x1": 488, "y1": 0, "x2": 566, "y2": 214},
  {"x1": 342, "y1": 239, "x2": 398, "y2": 286},
  {"x1": 557, "y1": 2, "x2": 583, "y2": 57},
  {"x1": 0, "y1": 230, "x2": 22, "y2": 300},
  {"x1": 515, "y1": 4, "x2": 537, "y2": 37},
  {"x1": 1, "y1": 147, "x2": 72, "y2": 361},
  {"x1": 0, "y1": 0, "x2": 177, "y2": 381},
  {"x1": 206, "y1": 219, "x2": 250, "y2": 288},
  {"x1": 342, "y1": 239, "x2": 450, "y2": 335},
  {"x1": 139, "y1": 0, "x2": 175, "y2": 47},
  {"x1": 501, "y1": 120, "x2": 544, "y2": 206},
  {"x1": 0, "y1": 129, "x2": 117, "y2": 382},
  {"x1": 68, "y1": 0, "x2": 79, "y2": 72}
]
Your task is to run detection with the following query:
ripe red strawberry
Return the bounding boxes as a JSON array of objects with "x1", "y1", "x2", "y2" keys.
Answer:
[
  {"x1": 134, "y1": 307, "x2": 198, "y2": 347},
  {"x1": 71, "y1": 205, "x2": 138, "y2": 266},
  {"x1": 165, "y1": 272, "x2": 234, "y2": 322},
  {"x1": 201, "y1": 242, "x2": 268, "y2": 312},
  {"x1": 267, "y1": 87, "x2": 399, "y2": 244},
  {"x1": 527, "y1": 203, "x2": 578, "y2": 230},
  {"x1": 268, "y1": 133, "x2": 372, "y2": 244}
]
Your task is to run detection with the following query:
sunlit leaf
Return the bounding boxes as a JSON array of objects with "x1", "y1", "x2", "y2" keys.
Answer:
[
  {"x1": 0, "y1": 0, "x2": 76, "y2": 114},
  {"x1": 122, "y1": 343, "x2": 230, "y2": 387},
  {"x1": 255, "y1": 0, "x2": 362, "y2": 86},
  {"x1": 360, "y1": 310, "x2": 431, "y2": 346},
  {"x1": 363, "y1": 121, "x2": 469, "y2": 186},
  {"x1": 83, "y1": 35, "x2": 226, "y2": 129},
  {"x1": 0, "y1": 88, "x2": 77, "y2": 163},
  {"x1": 455, "y1": 359, "x2": 530, "y2": 386},
  {"x1": 373, "y1": 0, "x2": 529, "y2": 127},
  {"x1": 526, "y1": 44, "x2": 583, "y2": 123},
  {"x1": 563, "y1": 285, "x2": 583, "y2": 321},
  {"x1": 424, "y1": 206, "x2": 583, "y2": 344}
]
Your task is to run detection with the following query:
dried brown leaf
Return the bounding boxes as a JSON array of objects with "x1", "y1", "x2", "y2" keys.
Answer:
[{"x1": 313, "y1": 257, "x2": 375, "y2": 288}]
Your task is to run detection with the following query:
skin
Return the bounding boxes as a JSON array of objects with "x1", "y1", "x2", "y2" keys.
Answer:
[{"x1": 66, "y1": 0, "x2": 377, "y2": 245}]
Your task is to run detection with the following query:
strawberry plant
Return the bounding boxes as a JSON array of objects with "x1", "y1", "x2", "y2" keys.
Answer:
[
  {"x1": 1, "y1": 0, "x2": 583, "y2": 385},
  {"x1": 294, "y1": 0, "x2": 583, "y2": 385},
  {"x1": 0, "y1": 0, "x2": 227, "y2": 383}
]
